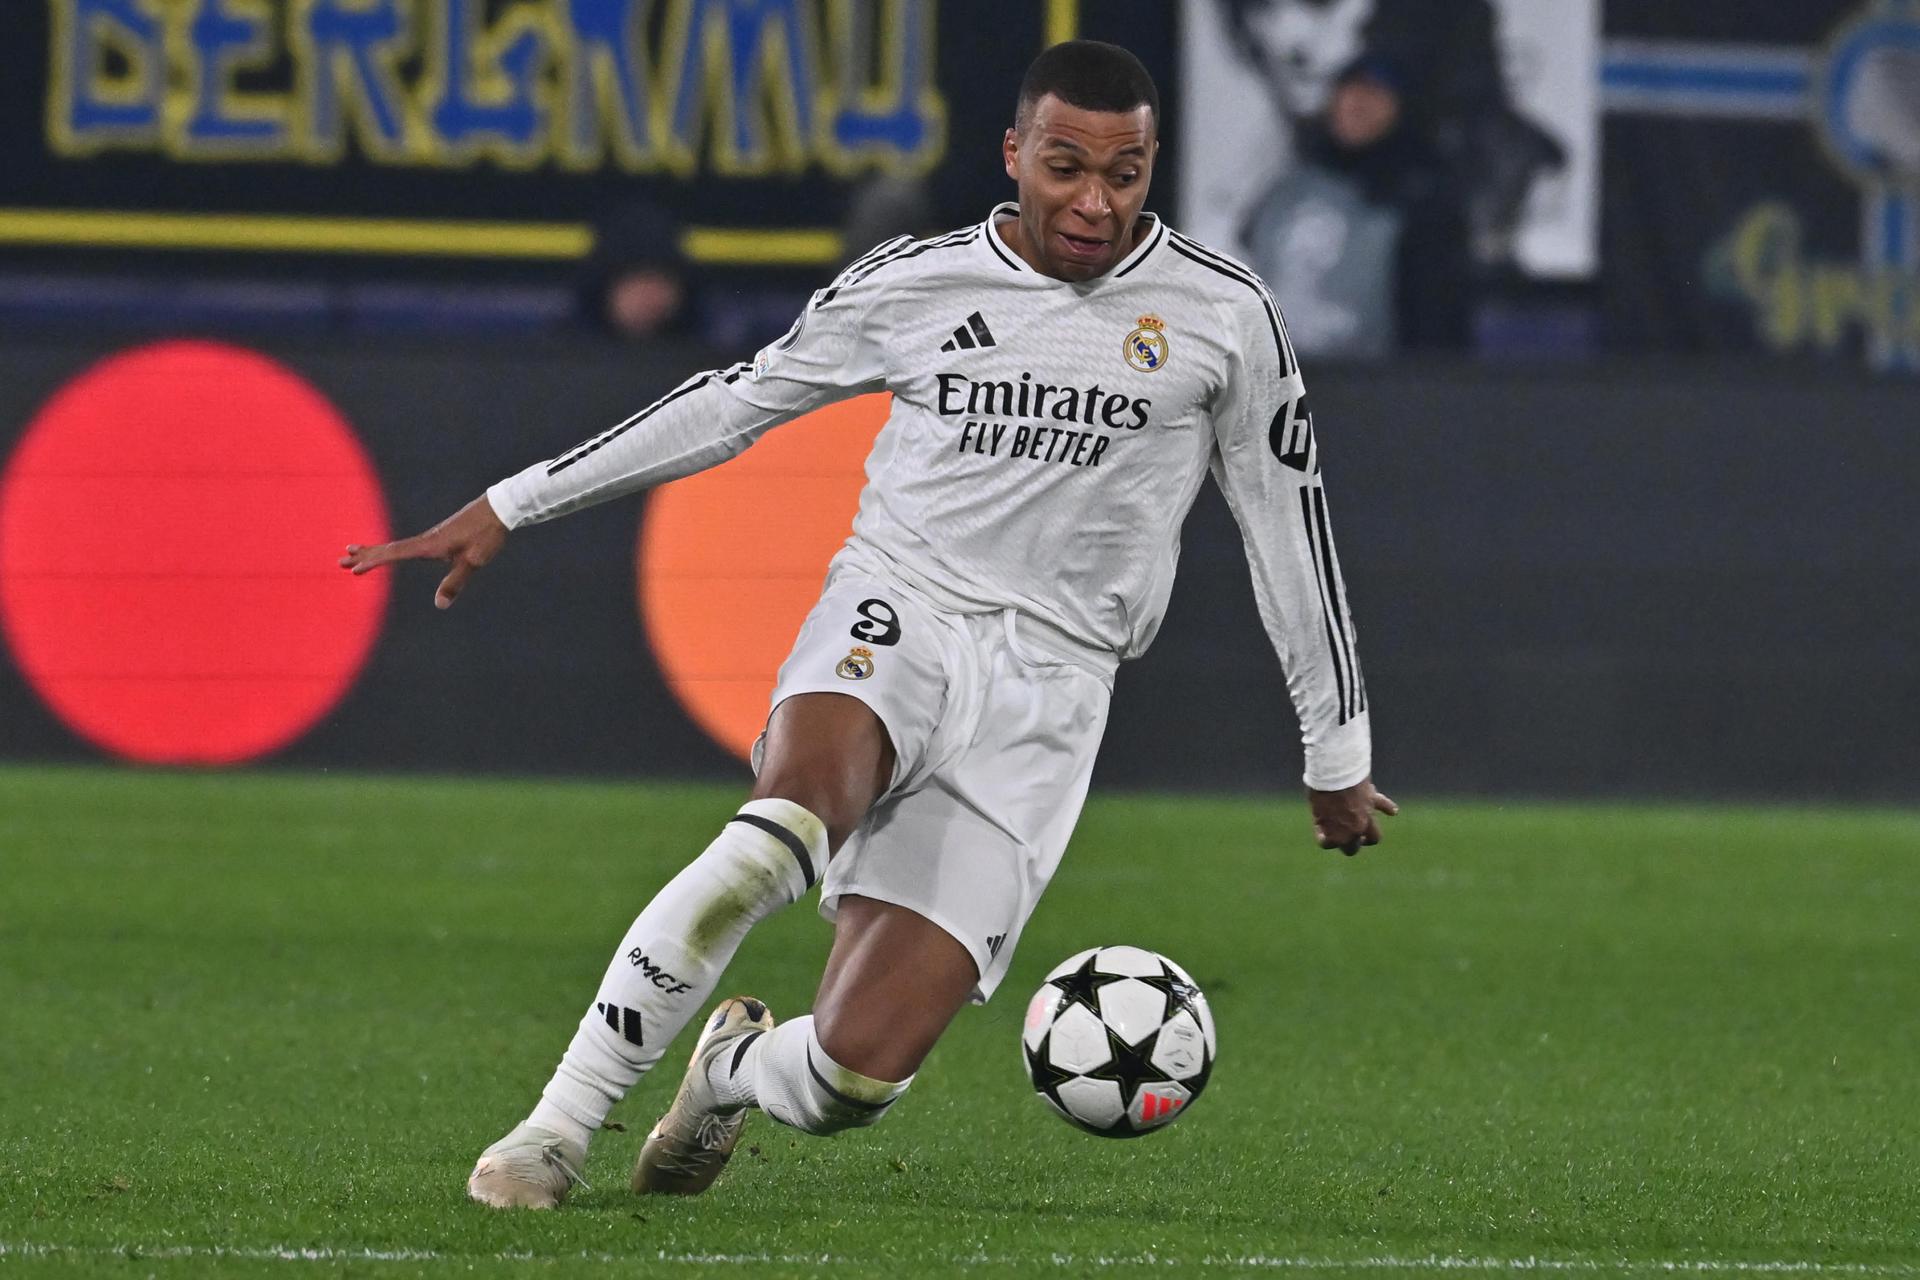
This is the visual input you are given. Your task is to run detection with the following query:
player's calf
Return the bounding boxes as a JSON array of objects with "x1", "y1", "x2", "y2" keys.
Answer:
[{"x1": 504, "y1": 799, "x2": 826, "y2": 1164}]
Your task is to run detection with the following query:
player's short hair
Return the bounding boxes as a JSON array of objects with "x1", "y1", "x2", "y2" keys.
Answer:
[{"x1": 1015, "y1": 41, "x2": 1159, "y2": 134}]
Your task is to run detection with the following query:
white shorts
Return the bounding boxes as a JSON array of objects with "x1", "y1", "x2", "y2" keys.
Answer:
[{"x1": 755, "y1": 556, "x2": 1112, "y2": 1003}]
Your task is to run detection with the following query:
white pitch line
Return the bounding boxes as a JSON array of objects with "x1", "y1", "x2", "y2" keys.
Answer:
[
  {"x1": 1, "y1": 1241, "x2": 1916, "y2": 1274},
  {"x1": 1184, "y1": 1260, "x2": 1920, "y2": 1276}
]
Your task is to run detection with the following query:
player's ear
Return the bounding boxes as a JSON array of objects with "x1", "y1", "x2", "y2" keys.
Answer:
[{"x1": 1003, "y1": 127, "x2": 1020, "y2": 181}]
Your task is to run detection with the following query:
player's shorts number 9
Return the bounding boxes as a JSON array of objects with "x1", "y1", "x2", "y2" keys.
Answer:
[{"x1": 851, "y1": 598, "x2": 901, "y2": 647}]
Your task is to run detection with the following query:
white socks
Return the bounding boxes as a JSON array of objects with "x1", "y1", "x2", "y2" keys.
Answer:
[
  {"x1": 709, "y1": 1015, "x2": 912, "y2": 1135},
  {"x1": 525, "y1": 799, "x2": 826, "y2": 1151}
]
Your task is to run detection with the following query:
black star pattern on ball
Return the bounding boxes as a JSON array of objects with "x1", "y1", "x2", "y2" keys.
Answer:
[
  {"x1": 1025, "y1": 954, "x2": 1218, "y2": 1138},
  {"x1": 1047, "y1": 952, "x2": 1133, "y2": 1016},
  {"x1": 1024, "y1": 1037, "x2": 1078, "y2": 1097},
  {"x1": 1083, "y1": 1022, "x2": 1176, "y2": 1104},
  {"x1": 1082, "y1": 959, "x2": 1214, "y2": 1124},
  {"x1": 1131, "y1": 957, "x2": 1201, "y2": 1008}
]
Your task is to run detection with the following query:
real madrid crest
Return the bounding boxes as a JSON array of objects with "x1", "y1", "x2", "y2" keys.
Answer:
[
  {"x1": 1124, "y1": 314, "x2": 1169, "y2": 373},
  {"x1": 836, "y1": 646, "x2": 875, "y2": 680}
]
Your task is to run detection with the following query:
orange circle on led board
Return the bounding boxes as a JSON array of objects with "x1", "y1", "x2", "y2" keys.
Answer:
[
  {"x1": 0, "y1": 340, "x2": 390, "y2": 764},
  {"x1": 637, "y1": 393, "x2": 891, "y2": 760}
]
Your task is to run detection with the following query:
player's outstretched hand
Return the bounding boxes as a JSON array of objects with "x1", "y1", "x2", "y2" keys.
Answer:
[
  {"x1": 338, "y1": 495, "x2": 508, "y2": 610},
  {"x1": 1307, "y1": 778, "x2": 1398, "y2": 856}
]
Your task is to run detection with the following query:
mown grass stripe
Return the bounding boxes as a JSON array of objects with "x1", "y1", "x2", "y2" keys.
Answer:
[{"x1": 2, "y1": 1244, "x2": 1916, "y2": 1273}]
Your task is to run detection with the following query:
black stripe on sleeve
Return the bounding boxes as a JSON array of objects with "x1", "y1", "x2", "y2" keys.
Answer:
[
  {"x1": 1167, "y1": 234, "x2": 1294, "y2": 379},
  {"x1": 850, "y1": 226, "x2": 978, "y2": 286},
  {"x1": 1168, "y1": 232, "x2": 1299, "y2": 367},
  {"x1": 546, "y1": 371, "x2": 719, "y2": 477},
  {"x1": 1166, "y1": 229, "x2": 1264, "y2": 290},
  {"x1": 772, "y1": 312, "x2": 807, "y2": 352},
  {"x1": 1299, "y1": 486, "x2": 1352, "y2": 725},
  {"x1": 814, "y1": 226, "x2": 980, "y2": 307},
  {"x1": 545, "y1": 226, "x2": 975, "y2": 481},
  {"x1": 1310, "y1": 486, "x2": 1363, "y2": 722},
  {"x1": 1275, "y1": 303, "x2": 1299, "y2": 379},
  {"x1": 810, "y1": 234, "x2": 926, "y2": 307},
  {"x1": 839, "y1": 233, "x2": 914, "y2": 280},
  {"x1": 729, "y1": 812, "x2": 816, "y2": 889}
]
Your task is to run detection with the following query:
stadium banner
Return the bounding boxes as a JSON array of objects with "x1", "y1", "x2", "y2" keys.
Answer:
[
  {"x1": 2, "y1": 335, "x2": 1915, "y2": 802},
  {"x1": 1178, "y1": 0, "x2": 1601, "y2": 358},
  {"x1": 1601, "y1": 0, "x2": 1920, "y2": 372},
  {"x1": 0, "y1": 0, "x2": 1173, "y2": 270}
]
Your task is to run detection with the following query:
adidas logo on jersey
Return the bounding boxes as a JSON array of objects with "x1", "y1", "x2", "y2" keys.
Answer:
[{"x1": 940, "y1": 312, "x2": 996, "y2": 351}]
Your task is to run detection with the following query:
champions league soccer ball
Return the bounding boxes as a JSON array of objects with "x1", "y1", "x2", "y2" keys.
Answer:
[{"x1": 1021, "y1": 945, "x2": 1217, "y2": 1137}]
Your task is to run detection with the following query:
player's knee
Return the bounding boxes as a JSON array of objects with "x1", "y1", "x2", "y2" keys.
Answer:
[
  {"x1": 749, "y1": 770, "x2": 874, "y2": 853},
  {"x1": 752, "y1": 790, "x2": 858, "y2": 854},
  {"x1": 702, "y1": 798, "x2": 828, "y2": 918},
  {"x1": 753, "y1": 696, "x2": 895, "y2": 851}
]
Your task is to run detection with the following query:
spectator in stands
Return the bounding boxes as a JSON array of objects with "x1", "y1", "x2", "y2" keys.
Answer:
[
  {"x1": 580, "y1": 201, "x2": 696, "y2": 340},
  {"x1": 1219, "y1": 0, "x2": 1564, "y2": 355},
  {"x1": 1242, "y1": 54, "x2": 1471, "y2": 355}
]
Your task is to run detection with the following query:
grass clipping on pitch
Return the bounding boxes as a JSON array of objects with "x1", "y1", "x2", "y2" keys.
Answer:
[{"x1": 1, "y1": 766, "x2": 1917, "y2": 1277}]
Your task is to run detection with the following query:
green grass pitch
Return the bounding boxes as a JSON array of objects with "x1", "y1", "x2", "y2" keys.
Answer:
[{"x1": 2, "y1": 766, "x2": 1917, "y2": 1278}]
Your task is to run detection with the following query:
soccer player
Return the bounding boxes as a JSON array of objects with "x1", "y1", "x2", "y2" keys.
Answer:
[{"x1": 341, "y1": 40, "x2": 1395, "y2": 1209}]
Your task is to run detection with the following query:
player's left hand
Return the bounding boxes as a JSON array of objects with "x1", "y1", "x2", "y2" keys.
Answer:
[
  {"x1": 1307, "y1": 778, "x2": 1398, "y2": 855},
  {"x1": 338, "y1": 494, "x2": 508, "y2": 610}
]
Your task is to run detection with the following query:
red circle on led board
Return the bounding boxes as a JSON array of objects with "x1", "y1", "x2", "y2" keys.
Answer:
[
  {"x1": 637, "y1": 394, "x2": 890, "y2": 760},
  {"x1": 0, "y1": 340, "x2": 390, "y2": 764}
]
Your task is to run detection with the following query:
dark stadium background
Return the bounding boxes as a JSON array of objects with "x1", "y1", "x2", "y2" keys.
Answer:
[{"x1": 2, "y1": 0, "x2": 1915, "y2": 800}]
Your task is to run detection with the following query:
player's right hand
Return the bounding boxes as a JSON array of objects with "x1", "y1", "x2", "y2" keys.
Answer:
[
  {"x1": 339, "y1": 494, "x2": 509, "y2": 610},
  {"x1": 1307, "y1": 778, "x2": 1398, "y2": 856}
]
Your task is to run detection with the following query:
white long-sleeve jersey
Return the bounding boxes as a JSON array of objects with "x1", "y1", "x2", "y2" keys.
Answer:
[{"x1": 489, "y1": 204, "x2": 1371, "y2": 788}]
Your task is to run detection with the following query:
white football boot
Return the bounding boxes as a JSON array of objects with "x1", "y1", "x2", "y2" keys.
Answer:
[
  {"x1": 466, "y1": 1123, "x2": 588, "y2": 1210},
  {"x1": 631, "y1": 996, "x2": 775, "y2": 1195}
]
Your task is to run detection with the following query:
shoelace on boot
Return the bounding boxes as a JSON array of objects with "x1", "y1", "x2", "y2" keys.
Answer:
[
  {"x1": 646, "y1": 1113, "x2": 739, "y2": 1178},
  {"x1": 536, "y1": 1137, "x2": 591, "y2": 1193}
]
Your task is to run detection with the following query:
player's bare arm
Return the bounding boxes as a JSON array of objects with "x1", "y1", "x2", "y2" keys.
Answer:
[
  {"x1": 338, "y1": 494, "x2": 507, "y2": 611},
  {"x1": 1310, "y1": 778, "x2": 1399, "y2": 856}
]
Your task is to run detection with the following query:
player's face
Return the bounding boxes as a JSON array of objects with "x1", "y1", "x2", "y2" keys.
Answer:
[{"x1": 1002, "y1": 95, "x2": 1157, "y2": 282}]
